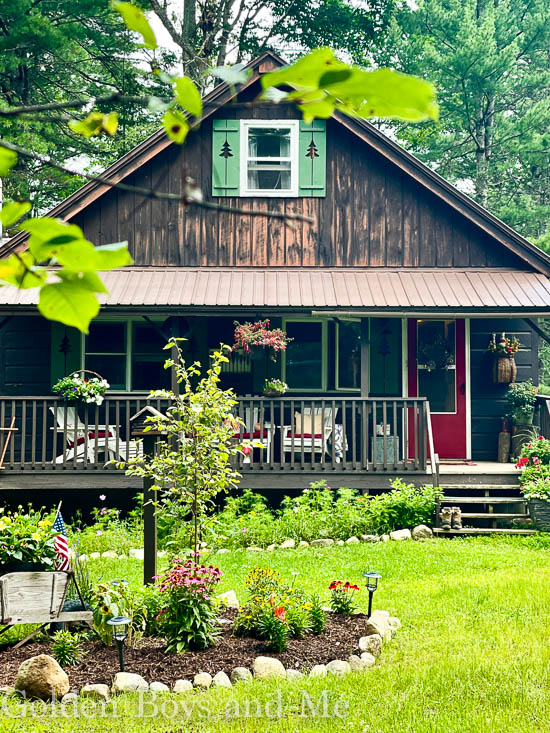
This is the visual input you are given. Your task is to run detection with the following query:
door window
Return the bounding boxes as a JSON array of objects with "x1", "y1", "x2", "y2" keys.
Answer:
[{"x1": 417, "y1": 320, "x2": 456, "y2": 413}]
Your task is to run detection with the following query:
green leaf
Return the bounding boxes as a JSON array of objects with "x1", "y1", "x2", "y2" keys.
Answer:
[
  {"x1": 21, "y1": 218, "x2": 87, "y2": 260},
  {"x1": 173, "y1": 77, "x2": 202, "y2": 117},
  {"x1": 38, "y1": 281, "x2": 100, "y2": 333},
  {"x1": 0, "y1": 253, "x2": 46, "y2": 289},
  {"x1": 0, "y1": 201, "x2": 31, "y2": 228},
  {"x1": 262, "y1": 49, "x2": 347, "y2": 92},
  {"x1": 57, "y1": 270, "x2": 109, "y2": 294},
  {"x1": 68, "y1": 111, "x2": 118, "y2": 138},
  {"x1": 92, "y1": 242, "x2": 133, "y2": 270},
  {"x1": 0, "y1": 147, "x2": 17, "y2": 177},
  {"x1": 162, "y1": 110, "x2": 189, "y2": 144},
  {"x1": 112, "y1": 1, "x2": 157, "y2": 49},
  {"x1": 210, "y1": 64, "x2": 252, "y2": 86}
]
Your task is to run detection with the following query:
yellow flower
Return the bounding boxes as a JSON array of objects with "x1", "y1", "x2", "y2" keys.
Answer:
[
  {"x1": 31, "y1": 533, "x2": 41, "y2": 541},
  {"x1": 0, "y1": 523, "x2": 6, "y2": 531},
  {"x1": 3, "y1": 516, "x2": 11, "y2": 525}
]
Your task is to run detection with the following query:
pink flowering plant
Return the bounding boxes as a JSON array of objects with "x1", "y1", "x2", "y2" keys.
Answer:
[
  {"x1": 232, "y1": 320, "x2": 292, "y2": 360},
  {"x1": 155, "y1": 557, "x2": 223, "y2": 652}
]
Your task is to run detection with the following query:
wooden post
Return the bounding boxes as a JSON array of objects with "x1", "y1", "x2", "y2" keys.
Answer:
[
  {"x1": 141, "y1": 433, "x2": 158, "y2": 586},
  {"x1": 360, "y1": 318, "x2": 369, "y2": 397}
]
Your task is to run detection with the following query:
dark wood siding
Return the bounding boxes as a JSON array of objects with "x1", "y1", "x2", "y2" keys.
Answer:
[
  {"x1": 71, "y1": 106, "x2": 529, "y2": 270},
  {"x1": 0, "y1": 317, "x2": 51, "y2": 395},
  {"x1": 470, "y1": 318, "x2": 538, "y2": 461}
]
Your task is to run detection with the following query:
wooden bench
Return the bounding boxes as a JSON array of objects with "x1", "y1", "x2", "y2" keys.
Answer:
[{"x1": 0, "y1": 571, "x2": 93, "y2": 649}]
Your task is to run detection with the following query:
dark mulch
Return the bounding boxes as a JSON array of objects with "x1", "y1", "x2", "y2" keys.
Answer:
[{"x1": 0, "y1": 611, "x2": 368, "y2": 689}]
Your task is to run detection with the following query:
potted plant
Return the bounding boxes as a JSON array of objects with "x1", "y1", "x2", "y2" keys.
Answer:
[
  {"x1": 263, "y1": 379, "x2": 288, "y2": 396},
  {"x1": 507, "y1": 380, "x2": 538, "y2": 456},
  {"x1": 0, "y1": 507, "x2": 58, "y2": 575},
  {"x1": 232, "y1": 320, "x2": 292, "y2": 361},
  {"x1": 52, "y1": 370, "x2": 110, "y2": 406},
  {"x1": 488, "y1": 333, "x2": 521, "y2": 384}
]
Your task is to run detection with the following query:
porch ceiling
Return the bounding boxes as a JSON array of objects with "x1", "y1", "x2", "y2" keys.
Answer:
[{"x1": 1, "y1": 267, "x2": 550, "y2": 311}]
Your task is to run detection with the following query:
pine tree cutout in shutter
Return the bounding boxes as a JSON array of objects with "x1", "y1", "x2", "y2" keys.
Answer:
[
  {"x1": 299, "y1": 120, "x2": 326, "y2": 197},
  {"x1": 212, "y1": 120, "x2": 239, "y2": 197}
]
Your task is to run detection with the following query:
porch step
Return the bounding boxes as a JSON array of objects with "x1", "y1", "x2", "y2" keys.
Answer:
[
  {"x1": 457, "y1": 512, "x2": 528, "y2": 519},
  {"x1": 433, "y1": 528, "x2": 537, "y2": 536},
  {"x1": 440, "y1": 484, "x2": 519, "y2": 490},
  {"x1": 441, "y1": 496, "x2": 525, "y2": 504}
]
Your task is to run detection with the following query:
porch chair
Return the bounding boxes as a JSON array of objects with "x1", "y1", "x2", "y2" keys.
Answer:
[
  {"x1": 282, "y1": 407, "x2": 338, "y2": 461},
  {"x1": 233, "y1": 407, "x2": 272, "y2": 463},
  {"x1": 50, "y1": 406, "x2": 140, "y2": 464}
]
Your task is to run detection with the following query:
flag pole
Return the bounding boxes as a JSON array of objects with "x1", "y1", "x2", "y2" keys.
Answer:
[{"x1": 55, "y1": 500, "x2": 62, "y2": 517}]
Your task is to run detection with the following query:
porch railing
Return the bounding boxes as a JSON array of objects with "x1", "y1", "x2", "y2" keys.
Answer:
[{"x1": 0, "y1": 395, "x2": 430, "y2": 474}]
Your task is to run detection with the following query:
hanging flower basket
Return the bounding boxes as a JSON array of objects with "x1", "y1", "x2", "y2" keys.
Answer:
[
  {"x1": 232, "y1": 320, "x2": 292, "y2": 362},
  {"x1": 52, "y1": 369, "x2": 110, "y2": 406}
]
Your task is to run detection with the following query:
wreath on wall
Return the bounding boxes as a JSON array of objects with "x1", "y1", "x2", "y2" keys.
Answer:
[{"x1": 418, "y1": 335, "x2": 454, "y2": 371}]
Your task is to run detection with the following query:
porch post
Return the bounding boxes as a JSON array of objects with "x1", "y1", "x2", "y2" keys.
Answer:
[
  {"x1": 142, "y1": 433, "x2": 157, "y2": 586},
  {"x1": 360, "y1": 318, "x2": 369, "y2": 397}
]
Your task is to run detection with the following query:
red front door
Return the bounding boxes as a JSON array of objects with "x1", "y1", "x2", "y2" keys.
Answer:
[{"x1": 407, "y1": 319, "x2": 467, "y2": 459}]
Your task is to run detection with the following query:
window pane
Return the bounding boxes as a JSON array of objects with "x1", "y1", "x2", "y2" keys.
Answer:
[
  {"x1": 337, "y1": 321, "x2": 361, "y2": 389},
  {"x1": 86, "y1": 355, "x2": 126, "y2": 389},
  {"x1": 87, "y1": 323, "x2": 125, "y2": 353},
  {"x1": 285, "y1": 322, "x2": 323, "y2": 390},
  {"x1": 131, "y1": 358, "x2": 171, "y2": 391},
  {"x1": 134, "y1": 325, "x2": 167, "y2": 354},
  {"x1": 248, "y1": 127, "x2": 291, "y2": 157},
  {"x1": 247, "y1": 165, "x2": 291, "y2": 190},
  {"x1": 369, "y1": 318, "x2": 402, "y2": 396},
  {"x1": 417, "y1": 320, "x2": 456, "y2": 413}
]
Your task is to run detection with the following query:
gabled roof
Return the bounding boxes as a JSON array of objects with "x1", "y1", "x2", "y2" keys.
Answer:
[{"x1": 4, "y1": 51, "x2": 550, "y2": 276}]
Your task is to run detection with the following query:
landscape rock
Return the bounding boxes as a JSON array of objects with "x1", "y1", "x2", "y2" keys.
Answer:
[
  {"x1": 247, "y1": 546, "x2": 263, "y2": 552},
  {"x1": 266, "y1": 544, "x2": 277, "y2": 552},
  {"x1": 78, "y1": 554, "x2": 88, "y2": 562},
  {"x1": 388, "y1": 616, "x2": 402, "y2": 631},
  {"x1": 326, "y1": 660, "x2": 351, "y2": 676},
  {"x1": 279, "y1": 539, "x2": 296, "y2": 549},
  {"x1": 61, "y1": 692, "x2": 78, "y2": 704},
  {"x1": 390, "y1": 528, "x2": 412, "y2": 541},
  {"x1": 90, "y1": 552, "x2": 101, "y2": 560},
  {"x1": 149, "y1": 682, "x2": 170, "y2": 693},
  {"x1": 0, "y1": 686, "x2": 14, "y2": 696},
  {"x1": 365, "y1": 610, "x2": 392, "y2": 641},
  {"x1": 412, "y1": 524, "x2": 433, "y2": 540},
  {"x1": 309, "y1": 664, "x2": 327, "y2": 677},
  {"x1": 15, "y1": 655, "x2": 70, "y2": 701},
  {"x1": 253, "y1": 656, "x2": 285, "y2": 680},
  {"x1": 101, "y1": 550, "x2": 118, "y2": 559},
  {"x1": 173, "y1": 679, "x2": 193, "y2": 693},
  {"x1": 311, "y1": 539, "x2": 334, "y2": 547},
  {"x1": 297, "y1": 541, "x2": 310, "y2": 548},
  {"x1": 217, "y1": 548, "x2": 230, "y2": 554},
  {"x1": 359, "y1": 653, "x2": 376, "y2": 667},
  {"x1": 380, "y1": 534, "x2": 390, "y2": 543},
  {"x1": 361, "y1": 534, "x2": 380, "y2": 543},
  {"x1": 218, "y1": 590, "x2": 239, "y2": 609},
  {"x1": 348, "y1": 655, "x2": 369, "y2": 672},
  {"x1": 359, "y1": 634, "x2": 383, "y2": 656},
  {"x1": 230, "y1": 667, "x2": 252, "y2": 684},
  {"x1": 129, "y1": 548, "x2": 144, "y2": 560},
  {"x1": 285, "y1": 669, "x2": 304, "y2": 681},
  {"x1": 80, "y1": 684, "x2": 110, "y2": 702},
  {"x1": 336, "y1": 540, "x2": 345, "y2": 546},
  {"x1": 193, "y1": 673, "x2": 213, "y2": 689},
  {"x1": 212, "y1": 671, "x2": 232, "y2": 688},
  {"x1": 157, "y1": 551, "x2": 167, "y2": 558},
  {"x1": 112, "y1": 673, "x2": 149, "y2": 694},
  {"x1": 345, "y1": 536, "x2": 360, "y2": 545}
]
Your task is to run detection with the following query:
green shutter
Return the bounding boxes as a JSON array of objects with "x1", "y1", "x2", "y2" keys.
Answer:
[
  {"x1": 50, "y1": 323, "x2": 82, "y2": 384},
  {"x1": 298, "y1": 120, "x2": 326, "y2": 197},
  {"x1": 212, "y1": 119, "x2": 240, "y2": 197}
]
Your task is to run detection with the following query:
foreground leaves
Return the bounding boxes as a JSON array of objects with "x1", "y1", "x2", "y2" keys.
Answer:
[{"x1": 112, "y1": 1, "x2": 157, "y2": 49}]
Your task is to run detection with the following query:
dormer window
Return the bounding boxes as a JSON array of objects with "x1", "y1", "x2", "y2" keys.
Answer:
[{"x1": 241, "y1": 121, "x2": 298, "y2": 196}]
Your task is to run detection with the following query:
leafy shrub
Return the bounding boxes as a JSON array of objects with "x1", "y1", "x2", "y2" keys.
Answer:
[
  {"x1": 517, "y1": 435, "x2": 550, "y2": 467},
  {"x1": 506, "y1": 380, "x2": 538, "y2": 422},
  {"x1": 91, "y1": 580, "x2": 160, "y2": 646},
  {"x1": 156, "y1": 558, "x2": 223, "y2": 653},
  {"x1": 362, "y1": 479, "x2": 441, "y2": 534},
  {"x1": 257, "y1": 602, "x2": 290, "y2": 652},
  {"x1": 308, "y1": 595, "x2": 326, "y2": 635},
  {"x1": 51, "y1": 631, "x2": 86, "y2": 667},
  {"x1": 518, "y1": 463, "x2": 550, "y2": 502}
]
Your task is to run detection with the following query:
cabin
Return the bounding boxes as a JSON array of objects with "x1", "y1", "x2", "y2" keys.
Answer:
[{"x1": 1, "y1": 52, "x2": 550, "y2": 518}]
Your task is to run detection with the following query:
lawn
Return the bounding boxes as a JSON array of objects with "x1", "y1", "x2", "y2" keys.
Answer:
[{"x1": 2, "y1": 536, "x2": 550, "y2": 732}]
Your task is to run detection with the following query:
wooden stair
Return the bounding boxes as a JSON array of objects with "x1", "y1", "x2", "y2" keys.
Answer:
[{"x1": 434, "y1": 483, "x2": 536, "y2": 536}]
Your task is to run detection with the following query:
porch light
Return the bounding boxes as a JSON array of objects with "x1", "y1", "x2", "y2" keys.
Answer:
[
  {"x1": 107, "y1": 616, "x2": 131, "y2": 672},
  {"x1": 363, "y1": 571, "x2": 382, "y2": 618}
]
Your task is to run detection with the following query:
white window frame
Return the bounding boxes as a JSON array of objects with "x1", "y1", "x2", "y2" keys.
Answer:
[
  {"x1": 282, "y1": 318, "x2": 328, "y2": 392},
  {"x1": 335, "y1": 319, "x2": 361, "y2": 392},
  {"x1": 240, "y1": 120, "x2": 299, "y2": 197}
]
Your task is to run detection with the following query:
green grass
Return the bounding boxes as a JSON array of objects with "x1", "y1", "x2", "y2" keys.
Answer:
[{"x1": 2, "y1": 536, "x2": 550, "y2": 732}]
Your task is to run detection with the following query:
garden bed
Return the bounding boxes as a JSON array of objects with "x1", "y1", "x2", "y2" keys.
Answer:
[{"x1": 0, "y1": 610, "x2": 369, "y2": 688}]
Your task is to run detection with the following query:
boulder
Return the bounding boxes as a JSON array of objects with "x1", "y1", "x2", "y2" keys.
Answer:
[
  {"x1": 311, "y1": 539, "x2": 334, "y2": 547},
  {"x1": 61, "y1": 692, "x2": 78, "y2": 704},
  {"x1": 286, "y1": 669, "x2": 304, "y2": 681},
  {"x1": 253, "y1": 657, "x2": 285, "y2": 680},
  {"x1": 266, "y1": 544, "x2": 277, "y2": 552},
  {"x1": 298, "y1": 541, "x2": 310, "y2": 548},
  {"x1": 90, "y1": 552, "x2": 101, "y2": 560},
  {"x1": 218, "y1": 590, "x2": 239, "y2": 609},
  {"x1": 247, "y1": 546, "x2": 263, "y2": 552},
  {"x1": 279, "y1": 539, "x2": 296, "y2": 549},
  {"x1": 230, "y1": 667, "x2": 252, "y2": 684},
  {"x1": 149, "y1": 682, "x2": 170, "y2": 693},
  {"x1": 380, "y1": 534, "x2": 390, "y2": 543},
  {"x1": 326, "y1": 660, "x2": 351, "y2": 676},
  {"x1": 358, "y1": 634, "x2": 383, "y2": 657},
  {"x1": 112, "y1": 673, "x2": 149, "y2": 694},
  {"x1": 345, "y1": 536, "x2": 360, "y2": 545},
  {"x1": 173, "y1": 679, "x2": 193, "y2": 693},
  {"x1": 193, "y1": 673, "x2": 213, "y2": 689},
  {"x1": 129, "y1": 548, "x2": 144, "y2": 560},
  {"x1": 80, "y1": 684, "x2": 110, "y2": 702},
  {"x1": 388, "y1": 616, "x2": 402, "y2": 631},
  {"x1": 309, "y1": 664, "x2": 327, "y2": 677},
  {"x1": 360, "y1": 534, "x2": 379, "y2": 543},
  {"x1": 101, "y1": 550, "x2": 118, "y2": 559},
  {"x1": 15, "y1": 655, "x2": 70, "y2": 701},
  {"x1": 365, "y1": 610, "x2": 392, "y2": 641},
  {"x1": 348, "y1": 655, "x2": 370, "y2": 672},
  {"x1": 336, "y1": 540, "x2": 345, "y2": 546},
  {"x1": 212, "y1": 671, "x2": 232, "y2": 688},
  {"x1": 78, "y1": 555, "x2": 88, "y2": 563},
  {"x1": 217, "y1": 548, "x2": 230, "y2": 554},
  {"x1": 389, "y1": 528, "x2": 412, "y2": 541},
  {"x1": 412, "y1": 524, "x2": 433, "y2": 540},
  {"x1": 359, "y1": 653, "x2": 376, "y2": 667}
]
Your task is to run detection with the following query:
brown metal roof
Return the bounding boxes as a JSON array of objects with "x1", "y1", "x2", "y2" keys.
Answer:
[{"x1": 1, "y1": 268, "x2": 549, "y2": 311}]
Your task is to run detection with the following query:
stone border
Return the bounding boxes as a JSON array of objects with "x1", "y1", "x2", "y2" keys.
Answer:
[{"x1": 5, "y1": 611, "x2": 401, "y2": 703}]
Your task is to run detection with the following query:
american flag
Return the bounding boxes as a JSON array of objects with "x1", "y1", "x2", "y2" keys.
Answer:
[{"x1": 53, "y1": 511, "x2": 70, "y2": 572}]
